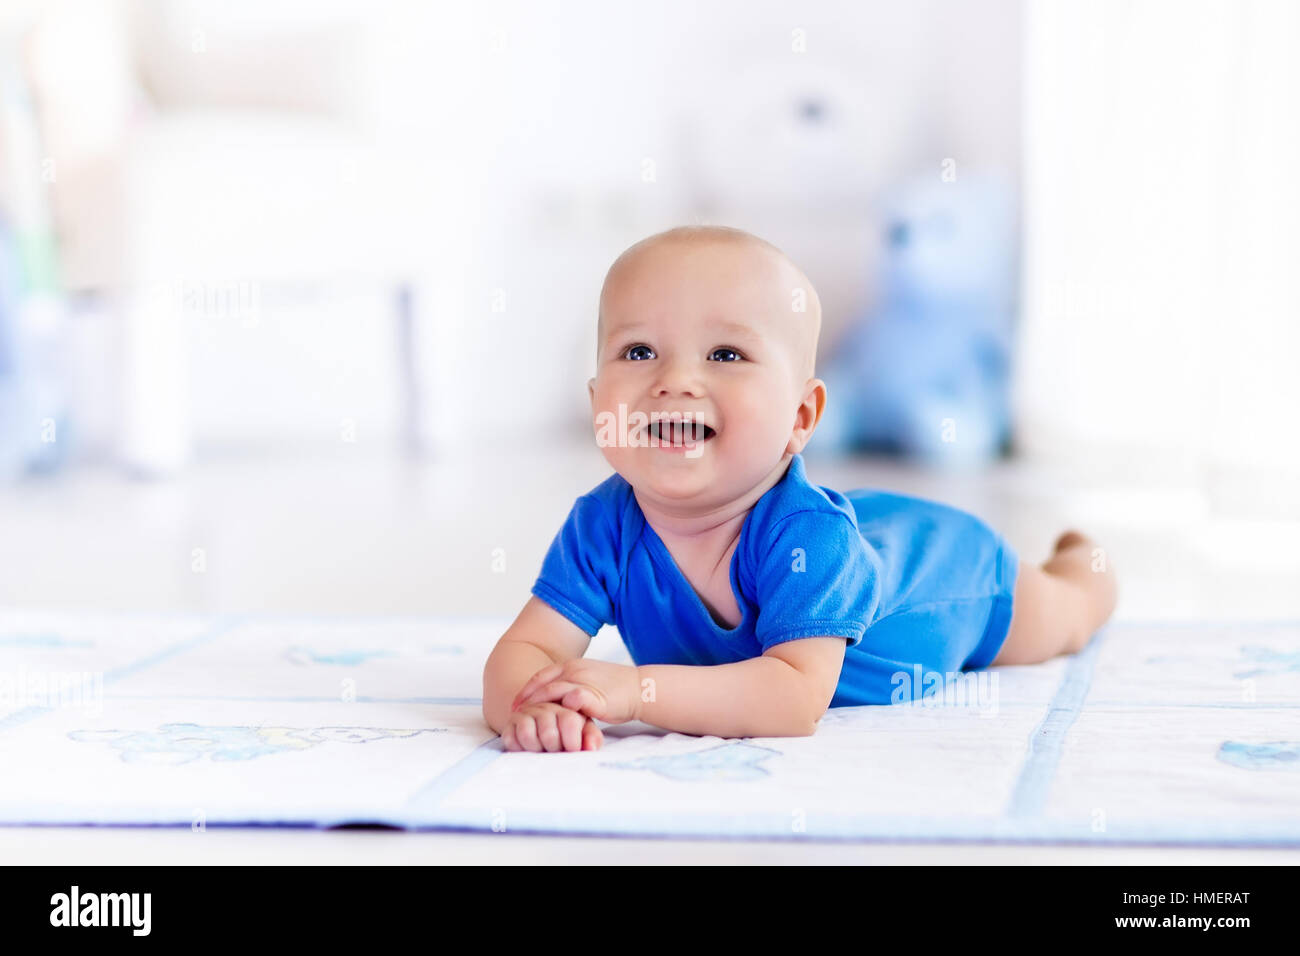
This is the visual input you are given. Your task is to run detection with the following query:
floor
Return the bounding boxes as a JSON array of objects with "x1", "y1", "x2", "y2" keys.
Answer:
[{"x1": 2, "y1": 434, "x2": 1297, "y2": 863}]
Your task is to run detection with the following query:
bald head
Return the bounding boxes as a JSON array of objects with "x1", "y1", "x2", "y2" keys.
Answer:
[{"x1": 596, "y1": 226, "x2": 822, "y2": 381}]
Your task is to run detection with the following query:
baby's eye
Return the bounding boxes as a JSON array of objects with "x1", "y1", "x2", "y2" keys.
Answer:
[
  {"x1": 623, "y1": 344, "x2": 655, "y2": 361},
  {"x1": 709, "y1": 347, "x2": 743, "y2": 362}
]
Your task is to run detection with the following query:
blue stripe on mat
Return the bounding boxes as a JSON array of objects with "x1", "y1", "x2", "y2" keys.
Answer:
[
  {"x1": 103, "y1": 616, "x2": 243, "y2": 682},
  {"x1": 402, "y1": 738, "x2": 505, "y2": 823},
  {"x1": 1004, "y1": 626, "x2": 1108, "y2": 820}
]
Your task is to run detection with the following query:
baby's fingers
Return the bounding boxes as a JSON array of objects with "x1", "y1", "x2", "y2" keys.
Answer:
[
  {"x1": 516, "y1": 679, "x2": 583, "y2": 710},
  {"x1": 511, "y1": 664, "x2": 564, "y2": 711},
  {"x1": 560, "y1": 686, "x2": 603, "y2": 718},
  {"x1": 531, "y1": 705, "x2": 590, "y2": 753},
  {"x1": 503, "y1": 705, "x2": 594, "y2": 753},
  {"x1": 582, "y1": 719, "x2": 604, "y2": 751},
  {"x1": 510, "y1": 712, "x2": 543, "y2": 752},
  {"x1": 501, "y1": 721, "x2": 521, "y2": 752},
  {"x1": 556, "y1": 707, "x2": 588, "y2": 752},
  {"x1": 530, "y1": 707, "x2": 568, "y2": 753}
]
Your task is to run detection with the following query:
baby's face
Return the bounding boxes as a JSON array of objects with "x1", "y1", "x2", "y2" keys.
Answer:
[{"x1": 589, "y1": 237, "x2": 821, "y2": 513}]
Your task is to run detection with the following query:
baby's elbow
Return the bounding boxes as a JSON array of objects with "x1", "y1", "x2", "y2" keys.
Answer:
[
  {"x1": 795, "y1": 703, "x2": 828, "y2": 737},
  {"x1": 793, "y1": 720, "x2": 819, "y2": 738},
  {"x1": 798, "y1": 684, "x2": 835, "y2": 736}
]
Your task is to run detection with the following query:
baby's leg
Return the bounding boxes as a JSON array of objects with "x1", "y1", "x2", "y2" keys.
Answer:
[{"x1": 990, "y1": 531, "x2": 1118, "y2": 666}]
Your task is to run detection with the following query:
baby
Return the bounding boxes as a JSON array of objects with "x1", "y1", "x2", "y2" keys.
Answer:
[{"x1": 482, "y1": 226, "x2": 1118, "y2": 752}]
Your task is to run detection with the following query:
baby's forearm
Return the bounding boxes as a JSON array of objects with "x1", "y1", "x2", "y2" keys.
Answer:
[
  {"x1": 482, "y1": 640, "x2": 558, "y2": 735},
  {"x1": 634, "y1": 657, "x2": 819, "y2": 738}
]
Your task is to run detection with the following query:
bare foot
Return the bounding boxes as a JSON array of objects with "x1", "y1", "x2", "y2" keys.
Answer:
[
  {"x1": 1047, "y1": 528, "x2": 1118, "y2": 640},
  {"x1": 1053, "y1": 529, "x2": 1090, "y2": 553},
  {"x1": 994, "y1": 528, "x2": 1118, "y2": 667}
]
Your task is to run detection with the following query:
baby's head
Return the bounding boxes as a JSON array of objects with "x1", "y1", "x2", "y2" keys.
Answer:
[{"x1": 589, "y1": 225, "x2": 826, "y2": 512}]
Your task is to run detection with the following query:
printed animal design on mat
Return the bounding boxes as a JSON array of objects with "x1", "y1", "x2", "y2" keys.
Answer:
[
  {"x1": 1216, "y1": 740, "x2": 1300, "y2": 771},
  {"x1": 67, "y1": 723, "x2": 444, "y2": 765},
  {"x1": 1232, "y1": 646, "x2": 1300, "y2": 679},
  {"x1": 603, "y1": 741, "x2": 781, "y2": 781},
  {"x1": 0, "y1": 633, "x2": 94, "y2": 648},
  {"x1": 284, "y1": 644, "x2": 463, "y2": 666}
]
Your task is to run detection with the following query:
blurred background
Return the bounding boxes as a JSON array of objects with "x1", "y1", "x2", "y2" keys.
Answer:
[{"x1": 0, "y1": 0, "x2": 1296, "y2": 621}]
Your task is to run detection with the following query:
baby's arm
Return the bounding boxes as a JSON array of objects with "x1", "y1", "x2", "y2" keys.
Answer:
[
  {"x1": 635, "y1": 636, "x2": 847, "y2": 738},
  {"x1": 482, "y1": 596, "x2": 593, "y2": 736}
]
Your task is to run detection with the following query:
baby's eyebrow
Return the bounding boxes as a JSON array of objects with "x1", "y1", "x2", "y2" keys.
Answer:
[
  {"x1": 706, "y1": 319, "x2": 764, "y2": 342},
  {"x1": 605, "y1": 318, "x2": 764, "y2": 344},
  {"x1": 605, "y1": 321, "x2": 652, "y2": 339}
]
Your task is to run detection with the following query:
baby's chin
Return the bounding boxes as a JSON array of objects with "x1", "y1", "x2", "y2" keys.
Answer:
[{"x1": 616, "y1": 456, "x2": 719, "y2": 504}]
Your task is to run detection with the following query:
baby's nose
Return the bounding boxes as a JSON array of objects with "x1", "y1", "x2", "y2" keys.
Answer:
[{"x1": 651, "y1": 359, "x2": 704, "y2": 397}]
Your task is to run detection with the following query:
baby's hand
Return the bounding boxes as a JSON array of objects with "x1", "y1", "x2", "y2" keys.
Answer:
[
  {"x1": 501, "y1": 701, "x2": 604, "y2": 753},
  {"x1": 511, "y1": 658, "x2": 642, "y2": 725}
]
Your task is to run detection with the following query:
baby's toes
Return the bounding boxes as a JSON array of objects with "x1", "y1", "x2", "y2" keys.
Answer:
[{"x1": 1053, "y1": 529, "x2": 1090, "y2": 553}]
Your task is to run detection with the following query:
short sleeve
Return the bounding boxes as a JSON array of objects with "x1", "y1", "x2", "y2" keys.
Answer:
[
  {"x1": 530, "y1": 494, "x2": 619, "y2": 637},
  {"x1": 751, "y1": 510, "x2": 880, "y2": 652}
]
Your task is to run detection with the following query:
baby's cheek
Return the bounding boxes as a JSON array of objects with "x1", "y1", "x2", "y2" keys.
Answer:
[{"x1": 725, "y1": 412, "x2": 781, "y2": 449}]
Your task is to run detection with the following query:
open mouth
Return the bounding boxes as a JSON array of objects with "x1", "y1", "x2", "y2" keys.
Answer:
[{"x1": 645, "y1": 420, "x2": 717, "y2": 445}]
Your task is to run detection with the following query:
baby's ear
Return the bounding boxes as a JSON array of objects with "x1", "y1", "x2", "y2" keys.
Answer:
[
  {"x1": 807, "y1": 378, "x2": 827, "y2": 428},
  {"x1": 587, "y1": 377, "x2": 596, "y2": 403},
  {"x1": 786, "y1": 379, "x2": 827, "y2": 454}
]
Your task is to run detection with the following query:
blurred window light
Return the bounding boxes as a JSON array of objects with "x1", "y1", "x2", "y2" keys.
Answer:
[{"x1": 1018, "y1": 0, "x2": 1300, "y2": 520}]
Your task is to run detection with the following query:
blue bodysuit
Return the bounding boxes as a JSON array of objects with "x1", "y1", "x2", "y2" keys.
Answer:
[{"x1": 530, "y1": 453, "x2": 1018, "y2": 707}]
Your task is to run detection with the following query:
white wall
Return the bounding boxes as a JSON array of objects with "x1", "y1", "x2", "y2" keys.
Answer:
[{"x1": 1018, "y1": 0, "x2": 1300, "y2": 520}]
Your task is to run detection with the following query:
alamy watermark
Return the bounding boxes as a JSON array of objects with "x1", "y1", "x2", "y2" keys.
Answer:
[
  {"x1": 50, "y1": 886, "x2": 150, "y2": 936},
  {"x1": 890, "y1": 665, "x2": 999, "y2": 716},
  {"x1": 0, "y1": 668, "x2": 104, "y2": 718},
  {"x1": 594, "y1": 404, "x2": 712, "y2": 459}
]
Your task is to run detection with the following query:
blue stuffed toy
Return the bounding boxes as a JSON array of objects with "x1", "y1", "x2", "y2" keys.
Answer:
[{"x1": 815, "y1": 173, "x2": 1018, "y2": 466}]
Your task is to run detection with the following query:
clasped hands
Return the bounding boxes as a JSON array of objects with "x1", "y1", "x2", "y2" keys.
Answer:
[{"x1": 502, "y1": 659, "x2": 643, "y2": 753}]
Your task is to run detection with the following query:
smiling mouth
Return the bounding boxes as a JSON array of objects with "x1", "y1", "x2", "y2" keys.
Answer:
[{"x1": 645, "y1": 421, "x2": 717, "y2": 445}]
